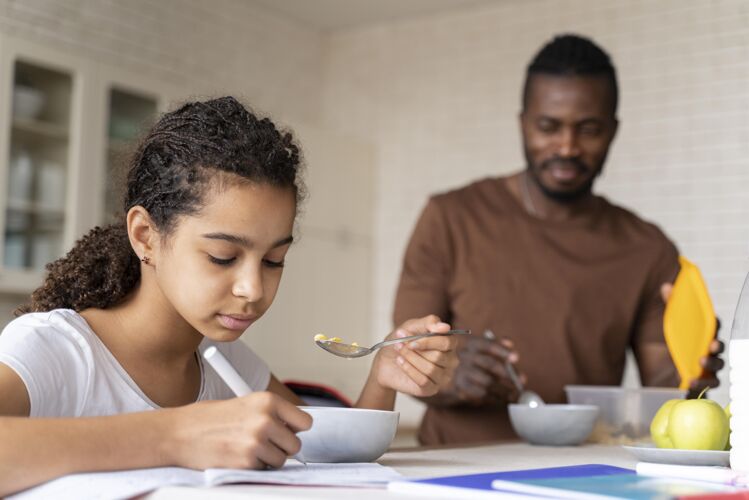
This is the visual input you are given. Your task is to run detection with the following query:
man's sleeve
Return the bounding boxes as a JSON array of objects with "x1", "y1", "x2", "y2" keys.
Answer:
[
  {"x1": 631, "y1": 237, "x2": 681, "y2": 386},
  {"x1": 393, "y1": 197, "x2": 454, "y2": 327}
]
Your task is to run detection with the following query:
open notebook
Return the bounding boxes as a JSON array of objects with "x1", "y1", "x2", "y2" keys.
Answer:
[{"x1": 10, "y1": 460, "x2": 401, "y2": 500}]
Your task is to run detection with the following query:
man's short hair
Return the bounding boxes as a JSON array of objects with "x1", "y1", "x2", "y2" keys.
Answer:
[{"x1": 522, "y1": 34, "x2": 618, "y2": 114}]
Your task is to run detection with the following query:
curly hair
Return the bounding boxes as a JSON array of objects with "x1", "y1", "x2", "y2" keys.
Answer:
[{"x1": 17, "y1": 96, "x2": 304, "y2": 315}]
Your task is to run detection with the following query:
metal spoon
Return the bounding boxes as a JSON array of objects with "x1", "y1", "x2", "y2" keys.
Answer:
[
  {"x1": 483, "y1": 330, "x2": 545, "y2": 408},
  {"x1": 315, "y1": 329, "x2": 471, "y2": 359}
]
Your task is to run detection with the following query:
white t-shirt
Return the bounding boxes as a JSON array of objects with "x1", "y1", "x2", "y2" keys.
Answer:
[{"x1": 0, "y1": 309, "x2": 271, "y2": 417}]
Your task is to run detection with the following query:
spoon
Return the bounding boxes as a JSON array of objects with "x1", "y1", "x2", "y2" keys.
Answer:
[
  {"x1": 482, "y1": 330, "x2": 545, "y2": 408},
  {"x1": 316, "y1": 329, "x2": 471, "y2": 358}
]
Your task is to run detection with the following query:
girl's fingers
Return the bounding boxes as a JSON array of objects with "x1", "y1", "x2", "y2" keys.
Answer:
[
  {"x1": 398, "y1": 315, "x2": 451, "y2": 337},
  {"x1": 399, "y1": 344, "x2": 455, "y2": 369},
  {"x1": 255, "y1": 439, "x2": 289, "y2": 469},
  {"x1": 274, "y1": 398, "x2": 312, "y2": 433},
  {"x1": 266, "y1": 420, "x2": 303, "y2": 457},
  {"x1": 396, "y1": 351, "x2": 438, "y2": 392},
  {"x1": 399, "y1": 346, "x2": 446, "y2": 386},
  {"x1": 407, "y1": 334, "x2": 458, "y2": 353}
]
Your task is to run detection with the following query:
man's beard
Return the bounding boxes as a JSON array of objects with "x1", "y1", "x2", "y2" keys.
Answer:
[{"x1": 525, "y1": 156, "x2": 603, "y2": 203}]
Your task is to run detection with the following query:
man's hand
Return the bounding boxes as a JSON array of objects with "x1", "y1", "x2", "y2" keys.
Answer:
[
  {"x1": 433, "y1": 330, "x2": 525, "y2": 407},
  {"x1": 660, "y1": 283, "x2": 725, "y2": 398}
]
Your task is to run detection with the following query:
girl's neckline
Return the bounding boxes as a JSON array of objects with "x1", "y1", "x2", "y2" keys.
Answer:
[{"x1": 69, "y1": 309, "x2": 207, "y2": 409}]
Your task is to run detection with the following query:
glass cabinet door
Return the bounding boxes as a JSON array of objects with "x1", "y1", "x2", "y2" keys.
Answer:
[
  {"x1": 4, "y1": 60, "x2": 71, "y2": 270},
  {"x1": 104, "y1": 88, "x2": 157, "y2": 223}
]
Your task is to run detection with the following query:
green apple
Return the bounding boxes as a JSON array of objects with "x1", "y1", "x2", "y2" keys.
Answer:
[
  {"x1": 667, "y1": 399, "x2": 729, "y2": 450},
  {"x1": 725, "y1": 403, "x2": 732, "y2": 451},
  {"x1": 650, "y1": 399, "x2": 682, "y2": 448}
]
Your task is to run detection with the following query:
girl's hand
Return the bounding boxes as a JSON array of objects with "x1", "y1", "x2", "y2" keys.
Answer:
[
  {"x1": 373, "y1": 315, "x2": 460, "y2": 397},
  {"x1": 170, "y1": 392, "x2": 312, "y2": 470}
]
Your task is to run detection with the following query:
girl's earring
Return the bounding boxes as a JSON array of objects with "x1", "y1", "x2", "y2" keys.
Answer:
[{"x1": 141, "y1": 255, "x2": 151, "y2": 265}]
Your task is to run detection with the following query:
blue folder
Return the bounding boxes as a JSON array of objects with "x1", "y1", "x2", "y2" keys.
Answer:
[{"x1": 387, "y1": 464, "x2": 634, "y2": 498}]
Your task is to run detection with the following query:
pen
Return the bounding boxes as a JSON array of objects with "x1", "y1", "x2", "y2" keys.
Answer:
[{"x1": 202, "y1": 346, "x2": 308, "y2": 465}]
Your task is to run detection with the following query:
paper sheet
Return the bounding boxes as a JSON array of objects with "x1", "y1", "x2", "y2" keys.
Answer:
[{"x1": 9, "y1": 460, "x2": 402, "y2": 500}]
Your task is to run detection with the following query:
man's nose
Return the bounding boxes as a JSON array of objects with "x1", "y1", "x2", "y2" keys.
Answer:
[
  {"x1": 557, "y1": 128, "x2": 581, "y2": 158},
  {"x1": 233, "y1": 266, "x2": 264, "y2": 303}
]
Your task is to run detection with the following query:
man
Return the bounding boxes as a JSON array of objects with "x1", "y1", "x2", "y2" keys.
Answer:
[{"x1": 393, "y1": 34, "x2": 723, "y2": 445}]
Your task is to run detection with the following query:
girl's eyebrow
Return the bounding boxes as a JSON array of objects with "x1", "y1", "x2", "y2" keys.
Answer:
[{"x1": 201, "y1": 233, "x2": 293, "y2": 249}]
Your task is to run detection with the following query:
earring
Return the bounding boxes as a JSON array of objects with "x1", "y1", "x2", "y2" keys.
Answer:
[{"x1": 141, "y1": 255, "x2": 151, "y2": 265}]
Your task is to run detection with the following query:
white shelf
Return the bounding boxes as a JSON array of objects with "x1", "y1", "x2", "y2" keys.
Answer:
[
  {"x1": 6, "y1": 199, "x2": 65, "y2": 217},
  {"x1": 12, "y1": 117, "x2": 68, "y2": 140}
]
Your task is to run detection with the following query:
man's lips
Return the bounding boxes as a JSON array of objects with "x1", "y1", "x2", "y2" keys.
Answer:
[
  {"x1": 542, "y1": 160, "x2": 587, "y2": 183},
  {"x1": 217, "y1": 313, "x2": 257, "y2": 331}
]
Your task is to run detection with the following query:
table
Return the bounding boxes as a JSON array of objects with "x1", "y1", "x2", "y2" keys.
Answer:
[{"x1": 147, "y1": 442, "x2": 638, "y2": 499}]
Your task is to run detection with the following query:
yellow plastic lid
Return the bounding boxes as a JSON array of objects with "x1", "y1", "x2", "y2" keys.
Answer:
[{"x1": 663, "y1": 256, "x2": 716, "y2": 390}]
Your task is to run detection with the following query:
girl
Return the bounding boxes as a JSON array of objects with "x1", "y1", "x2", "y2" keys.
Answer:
[{"x1": 0, "y1": 97, "x2": 459, "y2": 495}]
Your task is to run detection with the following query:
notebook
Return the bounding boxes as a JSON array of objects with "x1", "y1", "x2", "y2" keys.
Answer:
[
  {"x1": 388, "y1": 464, "x2": 633, "y2": 498},
  {"x1": 491, "y1": 471, "x2": 739, "y2": 499},
  {"x1": 11, "y1": 461, "x2": 401, "y2": 500}
]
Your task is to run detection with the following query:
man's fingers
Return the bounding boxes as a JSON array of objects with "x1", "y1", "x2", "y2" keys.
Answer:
[
  {"x1": 701, "y1": 355, "x2": 725, "y2": 374},
  {"x1": 710, "y1": 339, "x2": 725, "y2": 355},
  {"x1": 660, "y1": 282, "x2": 673, "y2": 304}
]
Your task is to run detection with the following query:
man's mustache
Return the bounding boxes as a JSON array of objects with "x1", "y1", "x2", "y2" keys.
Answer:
[{"x1": 540, "y1": 157, "x2": 589, "y2": 174}]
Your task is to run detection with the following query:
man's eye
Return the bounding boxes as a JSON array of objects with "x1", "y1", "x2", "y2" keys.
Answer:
[
  {"x1": 579, "y1": 125, "x2": 602, "y2": 136},
  {"x1": 263, "y1": 259, "x2": 285, "y2": 268},
  {"x1": 208, "y1": 255, "x2": 236, "y2": 266},
  {"x1": 537, "y1": 120, "x2": 557, "y2": 133}
]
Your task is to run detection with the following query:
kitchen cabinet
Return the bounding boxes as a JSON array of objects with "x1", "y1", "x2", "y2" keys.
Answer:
[{"x1": 0, "y1": 33, "x2": 174, "y2": 295}]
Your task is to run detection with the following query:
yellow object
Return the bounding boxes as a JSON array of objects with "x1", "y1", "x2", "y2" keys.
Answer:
[
  {"x1": 329, "y1": 337, "x2": 343, "y2": 343},
  {"x1": 313, "y1": 334, "x2": 328, "y2": 342},
  {"x1": 663, "y1": 256, "x2": 716, "y2": 390}
]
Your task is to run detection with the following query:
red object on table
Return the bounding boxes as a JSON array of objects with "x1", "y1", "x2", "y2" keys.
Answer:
[
  {"x1": 680, "y1": 493, "x2": 749, "y2": 500},
  {"x1": 283, "y1": 380, "x2": 353, "y2": 407}
]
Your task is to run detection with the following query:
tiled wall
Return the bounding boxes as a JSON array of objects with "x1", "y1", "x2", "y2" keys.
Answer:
[
  {"x1": 322, "y1": 0, "x2": 749, "y2": 420},
  {"x1": 0, "y1": 1, "x2": 377, "y2": 399},
  {"x1": 0, "y1": 0, "x2": 324, "y2": 124},
  {"x1": 3, "y1": 0, "x2": 747, "y2": 425}
]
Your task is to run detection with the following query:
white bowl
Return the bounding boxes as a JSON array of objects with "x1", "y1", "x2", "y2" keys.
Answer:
[
  {"x1": 509, "y1": 404, "x2": 599, "y2": 446},
  {"x1": 297, "y1": 407, "x2": 399, "y2": 463},
  {"x1": 13, "y1": 85, "x2": 45, "y2": 120}
]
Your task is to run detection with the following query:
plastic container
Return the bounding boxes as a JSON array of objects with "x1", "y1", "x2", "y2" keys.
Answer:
[
  {"x1": 729, "y1": 273, "x2": 749, "y2": 472},
  {"x1": 565, "y1": 385, "x2": 685, "y2": 444}
]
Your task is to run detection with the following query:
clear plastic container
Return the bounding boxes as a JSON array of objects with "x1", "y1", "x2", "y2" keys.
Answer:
[
  {"x1": 730, "y1": 273, "x2": 749, "y2": 472},
  {"x1": 565, "y1": 385, "x2": 685, "y2": 444}
]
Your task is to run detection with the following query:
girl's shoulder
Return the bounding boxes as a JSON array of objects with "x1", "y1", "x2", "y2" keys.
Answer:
[{"x1": 0, "y1": 309, "x2": 97, "y2": 354}]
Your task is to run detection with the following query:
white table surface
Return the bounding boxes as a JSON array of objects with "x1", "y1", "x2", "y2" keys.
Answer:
[{"x1": 146, "y1": 442, "x2": 638, "y2": 499}]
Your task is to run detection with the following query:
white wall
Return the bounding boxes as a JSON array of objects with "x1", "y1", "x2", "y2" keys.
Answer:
[
  {"x1": 2, "y1": 0, "x2": 747, "y2": 427},
  {"x1": 0, "y1": 0, "x2": 376, "y2": 400},
  {"x1": 322, "y1": 0, "x2": 749, "y2": 421},
  {"x1": 0, "y1": 0, "x2": 324, "y2": 124}
]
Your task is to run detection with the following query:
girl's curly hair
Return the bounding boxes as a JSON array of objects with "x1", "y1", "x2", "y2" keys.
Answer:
[{"x1": 17, "y1": 96, "x2": 304, "y2": 315}]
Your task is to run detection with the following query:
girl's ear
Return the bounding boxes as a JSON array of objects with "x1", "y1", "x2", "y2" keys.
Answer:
[{"x1": 126, "y1": 206, "x2": 159, "y2": 265}]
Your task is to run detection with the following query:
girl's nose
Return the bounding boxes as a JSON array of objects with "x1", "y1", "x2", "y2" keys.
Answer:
[{"x1": 232, "y1": 267, "x2": 264, "y2": 303}]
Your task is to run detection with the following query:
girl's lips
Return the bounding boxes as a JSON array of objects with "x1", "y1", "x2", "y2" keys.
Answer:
[{"x1": 217, "y1": 314, "x2": 256, "y2": 331}]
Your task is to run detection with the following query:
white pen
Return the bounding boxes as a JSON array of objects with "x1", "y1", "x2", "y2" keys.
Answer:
[{"x1": 201, "y1": 346, "x2": 308, "y2": 465}]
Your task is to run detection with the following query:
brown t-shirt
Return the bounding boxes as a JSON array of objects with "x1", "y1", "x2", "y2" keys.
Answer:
[{"x1": 393, "y1": 176, "x2": 680, "y2": 445}]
